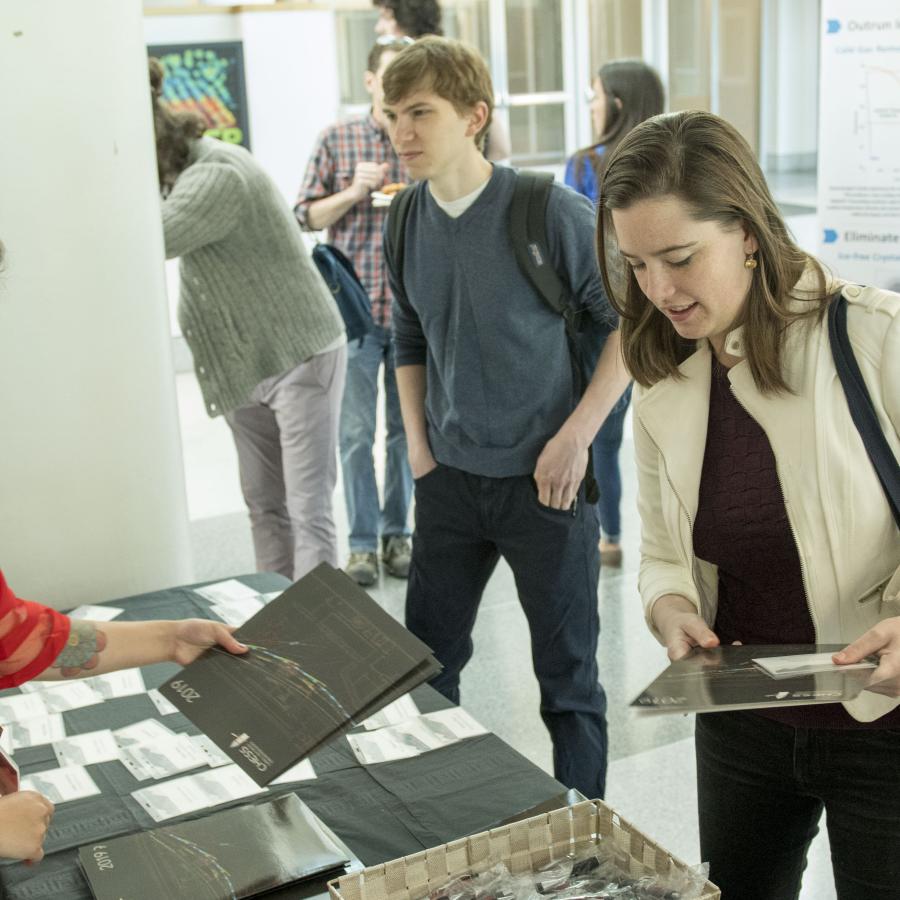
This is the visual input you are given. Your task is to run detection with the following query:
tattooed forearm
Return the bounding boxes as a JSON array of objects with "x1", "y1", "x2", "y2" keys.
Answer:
[{"x1": 51, "y1": 622, "x2": 108, "y2": 677}]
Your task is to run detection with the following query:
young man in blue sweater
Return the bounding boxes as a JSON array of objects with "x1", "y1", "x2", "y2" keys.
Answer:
[{"x1": 382, "y1": 37, "x2": 630, "y2": 798}]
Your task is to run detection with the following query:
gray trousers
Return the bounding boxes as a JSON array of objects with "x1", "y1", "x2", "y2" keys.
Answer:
[{"x1": 225, "y1": 344, "x2": 347, "y2": 580}]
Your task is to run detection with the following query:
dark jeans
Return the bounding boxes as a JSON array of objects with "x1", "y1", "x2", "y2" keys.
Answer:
[
  {"x1": 406, "y1": 464, "x2": 607, "y2": 798},
  {"x1": 696, "y1": 711, "x2": 900, "y2": 900},
  {"x1": 591, "y1": 383, "x2": 632, "y2": 543}
]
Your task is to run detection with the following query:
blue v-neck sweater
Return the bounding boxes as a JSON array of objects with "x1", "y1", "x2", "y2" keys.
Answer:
[{"x1": 388, "y1": 165, "x2": 616, "y2": 478}]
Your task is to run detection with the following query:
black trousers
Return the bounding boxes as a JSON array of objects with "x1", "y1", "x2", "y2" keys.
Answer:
[
  {"x1": 405, "y1": 464, "x2": 607, "y2": 798},
  {"x1": 696, "y1": 710, "x2": 900, "y2": 900}
]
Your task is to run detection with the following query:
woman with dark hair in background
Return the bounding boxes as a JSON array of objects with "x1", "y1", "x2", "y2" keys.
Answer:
[
  {"x1": 150, "y1": 59, "x2": 347, "y2": 582},
  {"x1": 566, "y1": 60, "x2": 665, "y2": 204},
  {"x1": 565, "y1": 60, "x2": 664, "y2": 567}
]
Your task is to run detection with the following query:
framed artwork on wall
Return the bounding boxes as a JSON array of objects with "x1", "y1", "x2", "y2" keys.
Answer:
[{"x1": 147, "y1": 41, "x2": 251, "y2": 150}]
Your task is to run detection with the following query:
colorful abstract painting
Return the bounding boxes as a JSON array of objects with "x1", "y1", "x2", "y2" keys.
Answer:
[{"x1": 147, "y1": 41, "x2": 251, "y2": 149}]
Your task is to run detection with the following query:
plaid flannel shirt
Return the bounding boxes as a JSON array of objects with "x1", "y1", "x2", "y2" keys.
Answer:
[{"x1": 295, "y1": 113, "x2": 403, "y2": 329}]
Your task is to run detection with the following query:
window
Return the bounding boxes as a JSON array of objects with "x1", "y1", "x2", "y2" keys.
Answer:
[{"x1": 336, "y1": 9, "x2": 381, "y2": 107}]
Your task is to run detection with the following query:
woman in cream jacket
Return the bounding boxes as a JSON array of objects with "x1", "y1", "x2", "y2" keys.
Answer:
[{"x1": 597, "y1": 110, "x2": 899, "y2": 900}]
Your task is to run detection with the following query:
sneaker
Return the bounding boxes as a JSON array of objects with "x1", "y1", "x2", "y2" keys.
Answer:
[
  {"x1": 382, "y1": 535, "x2": 412, "y2": 579},
  {"x1": 599, "y1": 541, "x2": 623, "y2": 568},
  {"x1": 345, "y1": 551, "x2": 378, "y2": 586}
]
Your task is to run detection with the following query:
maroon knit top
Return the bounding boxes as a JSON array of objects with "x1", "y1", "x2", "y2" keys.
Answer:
[{"x1": 692, "y1": 356, "x2": 900, "y2": 728}]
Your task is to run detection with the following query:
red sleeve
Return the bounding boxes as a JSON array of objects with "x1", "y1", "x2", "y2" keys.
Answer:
[{"x1": 0, "y1": 570, "x2": 71, "y2": 689}]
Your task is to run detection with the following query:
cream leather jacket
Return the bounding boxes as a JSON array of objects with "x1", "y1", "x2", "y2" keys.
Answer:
[{"x1": 634, "y1": 278, "x2": 900, "y2": 722}]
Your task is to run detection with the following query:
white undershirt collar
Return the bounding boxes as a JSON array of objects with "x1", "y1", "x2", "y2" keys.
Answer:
[{"x1": 429, "y1": 178, "x2": 490, "y2": 219}]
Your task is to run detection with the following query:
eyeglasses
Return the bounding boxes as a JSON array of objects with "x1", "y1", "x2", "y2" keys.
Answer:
[{"x1": 376, "y1": 35, "x2": 415, "y2": 46}]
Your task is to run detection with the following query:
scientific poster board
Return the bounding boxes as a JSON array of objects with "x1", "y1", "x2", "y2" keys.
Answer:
[
  {"x1": 817, "y1": 2, "x2": 900, "y2": 289},
  {"x1": 148, "y1": 41, "x2": 251, "y2": 150}
]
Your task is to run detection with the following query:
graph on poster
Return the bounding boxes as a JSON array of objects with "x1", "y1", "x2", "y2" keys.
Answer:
[
  {"x1": 856, "y1": 64, "x2": 900, "y2": 173},
  {"x1": 818, "y1": 1, "x2": 900, "y2": 284}
]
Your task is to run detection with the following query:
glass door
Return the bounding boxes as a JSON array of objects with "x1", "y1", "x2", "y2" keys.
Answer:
[
  {"x1": 667, "y1": 0, "x2": 712, "y2": 111},
  {"x1": 663, "y1": 0, "x2": 762, "y2": 152},
  {"x1": 576, "y1": 0, "x2": 645, "y2": 151},
  {"x1": 498, "y1": 0, "x2": 572, "y2": 167},
  {"x1": 444, "y1": 0, "x2": 492, "y2": 66},
  {"x1": 715, "y1": 0, "x2": 761, "y2": 150},
  {"x1": 336, "y1": 0, "x2": 591, "y2": 168}
]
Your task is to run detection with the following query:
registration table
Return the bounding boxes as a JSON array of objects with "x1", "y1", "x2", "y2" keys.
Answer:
[{"x1": 0, "y1": 574, "x2": 564, "y2": 900}]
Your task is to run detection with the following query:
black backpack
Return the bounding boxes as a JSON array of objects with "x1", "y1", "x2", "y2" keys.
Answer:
[
  {"x1": 310, "y1": 242, "x2": 375, "y2": 345},
  {"x1": 387, "y1": 171, "x2": 602, "y2": 503}
]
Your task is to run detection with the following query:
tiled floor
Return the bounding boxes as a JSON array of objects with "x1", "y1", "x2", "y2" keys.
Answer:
[{"x1": 175, "y1": 177, "x2": 837, "y2": 898}]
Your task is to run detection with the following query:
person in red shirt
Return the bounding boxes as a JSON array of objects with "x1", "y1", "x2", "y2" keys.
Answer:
[{"x1": 0, "y1": 569, "x2": 247, "y2": 863}]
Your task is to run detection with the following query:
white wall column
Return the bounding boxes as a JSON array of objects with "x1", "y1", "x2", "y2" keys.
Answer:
[{"x1": 0, "y1": 0, "x2": 193, "y2": 608}]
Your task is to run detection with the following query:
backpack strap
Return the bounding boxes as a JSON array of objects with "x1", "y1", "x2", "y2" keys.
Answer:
[
  {"x1": 510, "y1": 171, "x2": 600, "y2": 505},
  {"x1": 827, "y1": 292, "x2": 900, "y2": 529},
  {"x1": 385, "y1": 184, "x2": 416, "y2": 304},
  {"x1": 509, "y1": 171, "x2": 582, "y2": 343}
]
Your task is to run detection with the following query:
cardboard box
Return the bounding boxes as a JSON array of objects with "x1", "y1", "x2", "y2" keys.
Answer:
[{"x1": 328, "y1": 798, "x2": 720, "y2": 900}]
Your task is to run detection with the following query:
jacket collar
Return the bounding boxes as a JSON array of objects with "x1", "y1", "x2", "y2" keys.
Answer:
[
  {"x1": 634, "y1": 265, "x2": 840, "y2": 520},
  {"x1": 636, "y1": 343, "x2": 715, "y2": 522},
  {"x1": 720, "y1": 326, "x2": 747, "y2": 359},
  {"x1": 635, "y1": 316, "x2": 814, "y2": 523}
]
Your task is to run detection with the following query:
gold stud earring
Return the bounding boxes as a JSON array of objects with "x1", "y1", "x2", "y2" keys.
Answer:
[{"x1": 744, "y1": 254, "x2": 758, "y2": 270}]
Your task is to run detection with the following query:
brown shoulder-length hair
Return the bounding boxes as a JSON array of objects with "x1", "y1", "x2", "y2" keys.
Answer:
[
  {"x1": 571, "y1": 59, "x2": 664, "y2": 187},
  {"x1": 149, "y1": 57, "x2": 205, "y2": 194},
  {"x1": 382, "y1": 36, "x2": 493, "y2": 150},
  {"x1": 597, "y1": 109, "x2": 829, "y2": 393}
]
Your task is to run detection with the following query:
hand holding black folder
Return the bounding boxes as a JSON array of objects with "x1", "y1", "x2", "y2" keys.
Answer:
[{"x1": 160, "y1": 564, "x2": 441, "y2": 785}]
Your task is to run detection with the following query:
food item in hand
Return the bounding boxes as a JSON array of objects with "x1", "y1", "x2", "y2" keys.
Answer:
[{"x1": 381, "y1": 182, "x2": 407, "y2": 196}]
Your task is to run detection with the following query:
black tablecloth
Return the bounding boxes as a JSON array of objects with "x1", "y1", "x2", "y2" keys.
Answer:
[{"x1": 0, "y1": 574, "x2": 563, "y2": 900}]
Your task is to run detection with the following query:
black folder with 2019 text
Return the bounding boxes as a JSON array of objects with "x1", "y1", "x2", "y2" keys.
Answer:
[{"x1": 160, "y1": 563, "x2": 441, "y2": 785}]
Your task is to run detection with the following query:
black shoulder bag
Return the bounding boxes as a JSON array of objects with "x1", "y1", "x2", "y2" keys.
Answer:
[{"x1": 827, "y1": 292, "x2": 900, "y2": 528}]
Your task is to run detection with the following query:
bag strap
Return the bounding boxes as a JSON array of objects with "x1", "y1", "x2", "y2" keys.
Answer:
[
  {"x1": 827, "y1": 291, "x2": 900, "y2": 529},
  {"x1": 509, "y1": 171, "x2": 582, "y2": 344},
  {"x1": 510, "y1": 171, "x2": 599, "y2": 505},
  {"x1": 385, "y1": 185, "x2": 416, "y2": 305}
]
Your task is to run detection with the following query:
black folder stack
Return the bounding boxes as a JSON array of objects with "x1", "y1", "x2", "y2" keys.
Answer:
[{"x1": 78, "y1": 794, "x2": 350, "y2": 899}]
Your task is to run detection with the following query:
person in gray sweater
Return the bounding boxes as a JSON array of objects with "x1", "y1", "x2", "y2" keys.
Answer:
[
  {"x1": 150, "y1": 59, "x2": 346, "y2": 581},
  {"x1": 382, "y1": 38, "x2": 631, "y2": 798}
]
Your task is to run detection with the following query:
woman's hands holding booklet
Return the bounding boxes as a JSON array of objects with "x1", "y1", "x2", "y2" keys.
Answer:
[
  {"x1": 651, "y1": 595, "x2": 720, "y2": 662},
  {"x1": 652, "y1": 595, "x2": 900, "y2": 698},
  {"x1": 169, "y1": 619, "x2": 249, "y2": 666},
  {"x1": 834, "y1": 616, "x2": 900, "y2": 698}
]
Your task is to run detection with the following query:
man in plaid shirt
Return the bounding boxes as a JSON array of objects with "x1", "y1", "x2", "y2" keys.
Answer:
[{"x1": 295, "y1": 39, "x2": 413, "y2": 587}]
